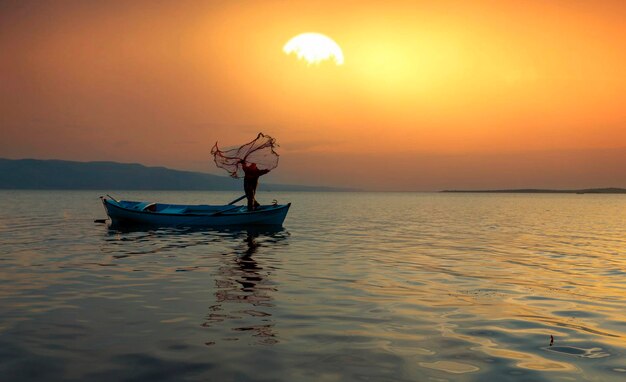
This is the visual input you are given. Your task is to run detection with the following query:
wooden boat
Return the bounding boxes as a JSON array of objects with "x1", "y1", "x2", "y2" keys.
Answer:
[{"x1": 100, "y1": 196, "x2": 290, "y2": 227}]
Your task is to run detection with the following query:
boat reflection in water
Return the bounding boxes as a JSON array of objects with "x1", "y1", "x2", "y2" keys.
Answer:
[{"x1": 105, "y1": 222, "x2": 289, "y2": 346}]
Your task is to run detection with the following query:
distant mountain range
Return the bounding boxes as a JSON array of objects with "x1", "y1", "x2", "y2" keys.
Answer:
[
  {"x1": 441, "y1": 188, "x2": 626, "y2": 194},
  {"x1": 0, "y1": 158, "x2": 351, "y2": 191},
  {"x1": 2, "y1": 158, "x2": 622, "y2": 193}
]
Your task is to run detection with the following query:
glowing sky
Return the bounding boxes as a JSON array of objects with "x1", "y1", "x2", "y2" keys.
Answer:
[{"x1": 1, "y1": 0, "x2": 625, "y2": 190}]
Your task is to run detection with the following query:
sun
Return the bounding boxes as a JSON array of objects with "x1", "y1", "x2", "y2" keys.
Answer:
[{"x1": 283, "y1": 33, "x2": 344, "y2": 65}]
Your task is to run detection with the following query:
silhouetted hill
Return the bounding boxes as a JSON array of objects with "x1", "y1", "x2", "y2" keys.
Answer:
[
  {"x1": 0, "y1": 159, "x2": 351, "y2": 191},
  {"x1": 441, "y1": 188, "x2": 626, "y2": 194}
]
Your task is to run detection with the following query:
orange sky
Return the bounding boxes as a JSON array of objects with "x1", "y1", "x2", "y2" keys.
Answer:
[{"x1": 1, "y1": 0, "x2": 625, "y2": 190}]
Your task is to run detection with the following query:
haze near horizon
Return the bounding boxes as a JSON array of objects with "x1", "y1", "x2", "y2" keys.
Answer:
[{"x1": 1, "y1": 0, "x2": 625, "y2": 191}]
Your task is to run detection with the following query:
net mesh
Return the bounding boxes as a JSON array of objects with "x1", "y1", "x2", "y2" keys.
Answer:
[{"x1": 210, "y1": 133, "x2": 279, "y2": 178}]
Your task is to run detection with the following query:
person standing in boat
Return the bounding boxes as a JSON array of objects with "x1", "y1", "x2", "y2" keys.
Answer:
[{"x1": 241, "y1": 160, "x2": 270, "y2": 211}]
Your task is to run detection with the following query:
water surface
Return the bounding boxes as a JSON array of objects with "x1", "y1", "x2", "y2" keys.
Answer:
[{"x1": 0, "y1": 191, "x2": 625, "y2": 381}]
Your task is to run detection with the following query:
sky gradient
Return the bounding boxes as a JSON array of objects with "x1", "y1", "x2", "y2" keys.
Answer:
[{"x1": 1, "y1": 0, "x2": 625, "y2": 190}]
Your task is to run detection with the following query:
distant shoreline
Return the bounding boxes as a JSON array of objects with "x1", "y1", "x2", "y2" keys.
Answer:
[
  {"x1": 0, "y1": 158, "x2": 358, "y2": 192},
  {"x1": 441, "y1": 188, "x2": 626, "y2": 194}
]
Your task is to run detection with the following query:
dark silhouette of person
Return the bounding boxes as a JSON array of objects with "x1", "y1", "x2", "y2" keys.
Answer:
[{"x1": 241, "y1": 160, "x2": 269, "y2": 211}]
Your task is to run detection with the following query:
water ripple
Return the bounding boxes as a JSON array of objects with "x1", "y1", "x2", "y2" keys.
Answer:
[{"x1": 0, "y1": 191, "x2": 625, "y2": 381}]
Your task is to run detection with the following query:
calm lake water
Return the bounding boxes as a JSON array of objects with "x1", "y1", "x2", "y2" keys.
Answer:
[{"x1": 0, "y1": 190, "x2": 625, "y2": 381}]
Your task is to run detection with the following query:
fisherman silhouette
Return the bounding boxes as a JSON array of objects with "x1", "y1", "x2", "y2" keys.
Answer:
[
  {"x1": 211, "y1": 133, "x2": 279, "y2": 210},
  {"x1": 241, "y1": 160, "x2": 270, "y2": 211}
]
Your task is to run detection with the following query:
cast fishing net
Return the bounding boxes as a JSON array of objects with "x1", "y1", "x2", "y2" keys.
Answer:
[{"x1": 211, "y1": 133, "x2": 279, "y2": 178}]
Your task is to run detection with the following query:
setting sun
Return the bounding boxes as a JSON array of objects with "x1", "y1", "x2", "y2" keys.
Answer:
[{"x1": 283, "y1": 32, "x2": 344, "y2": 65}]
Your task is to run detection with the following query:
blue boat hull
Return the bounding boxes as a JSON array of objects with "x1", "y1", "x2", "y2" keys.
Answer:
[{"x1": 101, "y1": 197, "x2": 291, "y2": 227}]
